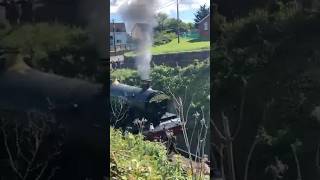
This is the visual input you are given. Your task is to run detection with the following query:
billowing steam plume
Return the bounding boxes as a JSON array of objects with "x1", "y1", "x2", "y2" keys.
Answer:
[{"x1": 119, "y1": 0, "x2": 158, "y2": 80}]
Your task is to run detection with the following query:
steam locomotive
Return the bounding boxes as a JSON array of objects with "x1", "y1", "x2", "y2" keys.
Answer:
[
  {"x1": 110, "y1": 79, "x2": 182, "y2": 140},
  {"x1": 0, "y1": 48, "x2": 182, "y2": 178},
  {"x1": 0, "y1": 50, "x2": 106, "y2": 179}
]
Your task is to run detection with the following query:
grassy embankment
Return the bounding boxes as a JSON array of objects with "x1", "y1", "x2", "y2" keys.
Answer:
[{"x1": 125, "y1": 38, "x2": 210, "y2": 57}]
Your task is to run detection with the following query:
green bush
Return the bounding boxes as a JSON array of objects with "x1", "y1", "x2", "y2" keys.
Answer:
[
  {"x1": 213, "y1": 5, "x2": 320, "y2": 179},
  {"x1": 1, "y1": 23, "x2": 84, "y2": 58},
  {"x1": 153, "y1": 31, "x2": 176, "y2": 46},
  {"x1": 111, "y1": 59, "x2": 210, "y2": 116},
  {"x1": 151, "y1": 59, "x2": 210, "y2": 112},
  {"x1": 218, "y1": 5, "x2": 308, "y2": 78},
  {"x1": 0, "y1": 23, "x2": 100, "y2": 80},
  {"x1": 110, "y1": 128, "x2": 189, "y2": 179},
  {"x1": 111, "y1": 68, "x2": 140, "y2": 86}
]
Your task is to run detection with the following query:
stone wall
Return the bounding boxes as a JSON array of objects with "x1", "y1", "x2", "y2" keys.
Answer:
[{"x1": 120, "y1": 50, "x2": 210, "y2": 69}]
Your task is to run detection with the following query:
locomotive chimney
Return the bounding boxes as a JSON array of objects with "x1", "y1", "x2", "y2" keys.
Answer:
[
  {"x1": 112, "y1": 78, "x2": 120, "y2": 85},
  {"x1": 141, "y1": 79, "x2": 151, "y2": 91},
  {"x1": 0, "y1": 48, "x2": 29, "y2": 72}
]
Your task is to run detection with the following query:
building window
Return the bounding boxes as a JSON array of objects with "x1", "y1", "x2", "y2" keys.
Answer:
[
  {"x1": 117, "y1": 40, "x2": 121, "y2": 44},
  {"x1": 204, "y1": 22, "x2": 208, "y2": 31}
]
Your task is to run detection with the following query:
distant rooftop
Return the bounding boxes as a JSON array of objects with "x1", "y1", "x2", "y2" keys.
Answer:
[
  {"x1": 197, "y1": 14, "x2": 210, "y2": 24},
  {"x1": 110, "y1": 23, "x2": 126, "y2": 32},
  {"x1": 131, "y1": 23, "x2": 152, "y2": 34}
]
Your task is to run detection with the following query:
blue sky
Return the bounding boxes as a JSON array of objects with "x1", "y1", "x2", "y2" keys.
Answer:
[
  {"x1": 111, "y1": 10, "x2": 196, "y2": 23},
  {"x1": 110, "y1": 0, "x2": 210, "y2": 23}
]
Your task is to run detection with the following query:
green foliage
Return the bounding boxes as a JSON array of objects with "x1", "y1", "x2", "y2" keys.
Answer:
[
  {"x1": 110, "y1": 128, "x2": 189, "y2": 179},
  {"x1": 154, "y1": 13, "x2": 169, "y2": 32},
  {"x1": 111, "y1": 68, "x2": 140, "y2": 86},
  {"x1": 194, "y1": 4, "x2": 210, "y2": 27},
  {"x1": 164, "y1": 19, "x2": 190, "y2": 34},
  {"x1": 212, "y1": 5, "x2": 226, "y2": 41},
  {"x1": 1, "y1": 23, "x2": 85, "y2": 60},
  {"x1": 111, "y1": 60, "x2": 210, "y2": 114},
  {"x1": 151, "y1": 59, "x2": 210, "y2": 110},
  {"x1": 215, "y1": 3, "x2": 320, "y2": 134},
  {"x1": 153, "y1": 31, "x2": 176, "y2": 46},
  {"x1": 0, "y1": 23, "x2": 100, "y2": 80},
  {"x1": 154, "y1": 12, "x2": 193, "y2": 35},
  {"x1": 214, "y1": 6, "x2": 320, "y2": 178},
  {"x1": 149, "y1": 93, "x2": 170, "y2": 103},
  {"x1": 256, "y1": 127, "x2": 274, "y2": 145},
  {"x1": 216, "y1": 5, "x2": 309, "y2": 80}
]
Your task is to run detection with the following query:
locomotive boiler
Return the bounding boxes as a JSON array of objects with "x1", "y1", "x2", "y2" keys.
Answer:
[{"x1": 110, "y1": 79, "x2": 182, "y2": 139}]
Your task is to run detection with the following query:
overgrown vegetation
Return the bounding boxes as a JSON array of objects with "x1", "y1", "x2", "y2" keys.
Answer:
[
  {"x1": 0, "y1": 23, "x2": 101, "y2": 81},
  {"x1": 153, "y1": 31, "x2": 176, "y2": 46},
  {"x1": 111, "y1": 59, "x2": 210, "y2": 114},
  {"x1": 154, "y1": 13, "x2": 194, "y2": 36},
  {"x1": 111, "y1": 68, "x2": 140, "y2": 85},
  {"x1": 213, "y1": 1, "x2": 320, "y2": 179},
  {"x1": 110, "y1": 128, "x2": 190, "y2": 179}
]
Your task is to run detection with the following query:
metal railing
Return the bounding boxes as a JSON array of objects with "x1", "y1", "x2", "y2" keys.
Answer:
[{"x1": 109, "y1": 43, "x2": 135, "y2": 52}]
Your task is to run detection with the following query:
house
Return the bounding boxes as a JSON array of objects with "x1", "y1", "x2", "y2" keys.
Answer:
[
  {"x1": 197, "y1": 14, "x2": 210, "y2": 40},
  {"x1": 131, "y1": 23, "x2": 152, "y2": 41},
  {"x1": 110, "y1": 23, "x2": 128, "y2": 50}
]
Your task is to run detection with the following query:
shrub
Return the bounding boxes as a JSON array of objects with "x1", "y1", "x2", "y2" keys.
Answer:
[
  {"x1": 111, "y1": 68, "x2": 140, "y2": 86},
  {"x1": 110, "y1": 128, "x2": 188, "y2": 179},
  {"x1": 151, "y1": 59, "x2": 210, "y2": 113},
  {"x1": 111, "y1": 60, "x2": 210, "y2": 114},
  {"x1": 0, "y1": 23, "x2": 100, "y2": 80},
  {"x1": 153, "y1": 31, "x2": 176, "y2": 46}
]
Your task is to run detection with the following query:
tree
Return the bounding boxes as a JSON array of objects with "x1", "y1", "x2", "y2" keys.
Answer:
[
  {"x1": 186, "y1": 22, "x2": 194, "y2": 32},
  {"x1": 194, "y1": 4, "x2": 209, "y2": 28},
  {"x1": 155, "y1": 13, "x2": 168, "y2": 32},
  {"x1": 164, "y1": 18, "x2": 188, "y2": 34},
  {"x1": 212, "y1": 4, "x2": 226, "y2": 41}
]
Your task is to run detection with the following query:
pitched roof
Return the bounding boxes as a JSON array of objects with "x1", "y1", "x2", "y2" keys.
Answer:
[
  {"x1": 197, "y1": 14, "x2": 210, "y2": 24},
  {"x1": 131, "y1": 23, "x2": 152, "y2": 33},
  {"x1": 110, "y1": 23, "x2": 126, "y2": 32}
]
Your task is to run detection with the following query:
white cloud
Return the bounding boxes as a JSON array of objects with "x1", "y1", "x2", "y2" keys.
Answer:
[{"x1": 110, "y1": 0, "x2": 210, "y2": 16}]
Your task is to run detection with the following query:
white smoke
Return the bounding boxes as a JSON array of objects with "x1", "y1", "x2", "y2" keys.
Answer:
[
  {"x1": 110, "y1": 0, "x2": 117, "y2": 5},
  {"x1": 118, "y1": 0, "x2": 158, "y2": 80}
]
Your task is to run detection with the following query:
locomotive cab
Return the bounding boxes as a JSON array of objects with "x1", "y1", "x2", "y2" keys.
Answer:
[{"x1": 144, "y1": 91, "x2": 170, "y2": 126}]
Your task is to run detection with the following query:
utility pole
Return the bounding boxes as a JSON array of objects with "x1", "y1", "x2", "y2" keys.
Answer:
[
  {"x1": 176, "y1": 0, "x2": 180, "y2": 44},
  {"x1": 112, "y1": 19, "x2": 116, "y2": 56}
]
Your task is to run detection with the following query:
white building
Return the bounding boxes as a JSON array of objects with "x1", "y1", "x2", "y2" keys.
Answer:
[{"x1": 110, "y1": 23, "x2": 128, "y2": 51}]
